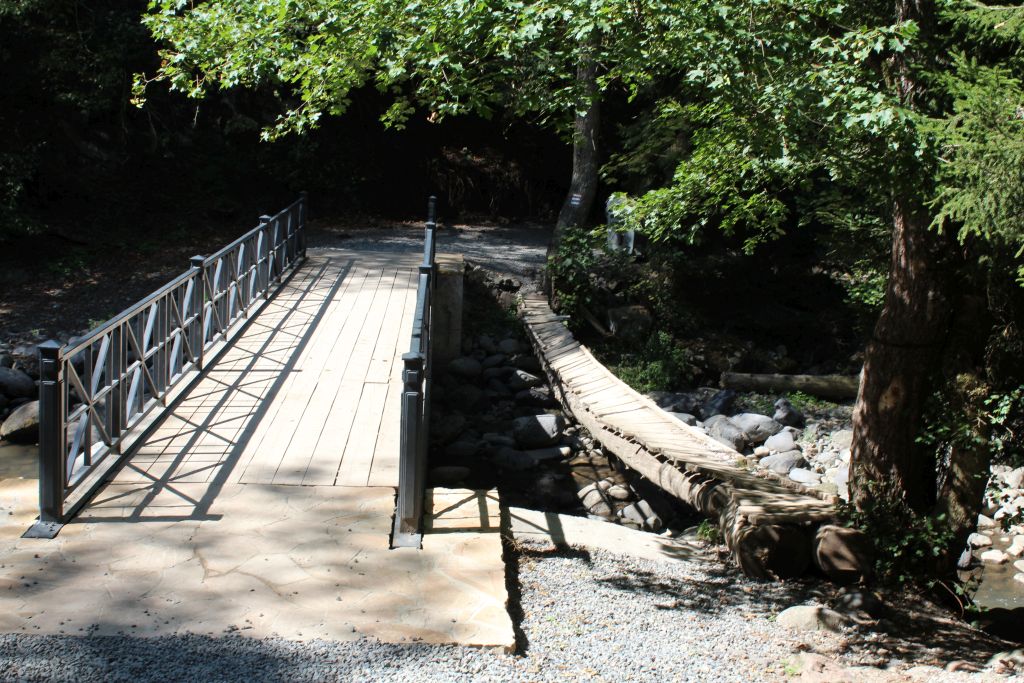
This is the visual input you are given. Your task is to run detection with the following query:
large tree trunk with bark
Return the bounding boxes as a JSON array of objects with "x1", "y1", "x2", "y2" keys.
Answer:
[
  {"x1": 850, "y1": 198, "x2": 951, "y2": 512},
  {"x1": 552, "y1": 55, "x2": 600, "y2": 249},
  {"x1": 849, "y1": 0, "x2": 952, "y2": 514}
]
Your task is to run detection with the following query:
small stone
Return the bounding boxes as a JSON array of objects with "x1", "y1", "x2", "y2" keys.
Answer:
[
  {"x1": 668, "y1": 412, "x2": 697, "y2": 426},
  {"x1": 977, "y1": 514, "x2": 997, "y2": 530},
  {"x1": 1014, "y1": 573, "x2": 1024, "y2": 586},
  {"x1": 980, "y1": 549, "x2": 1008, "y2": 564},
  {"x1": 776, "y1": 605, "x2": 848, "y2": 632},
  {"x1": 764, "y1": 429, "x2": 798, "y2": 453},
  {"x1": 753, "y1": 445, "x2": 770, "y2": 457},
  {"x1": 581, "y1": 488, "x2": 612, "y2": 517},
  {"x1": 515, "y1": 387, "x2": 557, "y2": 408},
  {"x1": 773, "y1": 398, "x2": 805, "y2": 427},
  {"x1": 829, "y1": 429, "x2": 854, "y2": 451},
  {"x1": 1013, "y1": 559, "x2": 1024, "y2": 573}
]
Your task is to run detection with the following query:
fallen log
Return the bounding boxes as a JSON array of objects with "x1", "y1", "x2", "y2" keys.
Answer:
[{"x1": 720, "y1": 372, "x2": 860, "y2": 400}]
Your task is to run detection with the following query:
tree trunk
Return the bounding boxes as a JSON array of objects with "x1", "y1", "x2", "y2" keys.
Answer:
[
  {"x1": 851, "y1": 196, "x2": 950, "y2": 513},
  {"x1": 553, "y1": 55, "x2": 601, "y2": 248},
  {"x1": 849, "y1": 0, "x2": 951, "y2": 514}
]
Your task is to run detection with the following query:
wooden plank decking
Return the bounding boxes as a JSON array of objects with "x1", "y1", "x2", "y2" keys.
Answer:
[{"x1": 101, "y1": 249, "x2": 419, "y2": 517}]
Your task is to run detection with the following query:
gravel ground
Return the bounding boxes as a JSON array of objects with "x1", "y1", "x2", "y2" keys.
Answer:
[
  {"x1": 2, "y1": 540, "x2": 1015, "y2": 682},
  {"x1": 306, "y1": 219, "x2": 551, "y2": 291}
]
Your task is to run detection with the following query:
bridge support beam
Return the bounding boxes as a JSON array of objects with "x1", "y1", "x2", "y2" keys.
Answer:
[{"x1": 431, "y1": 254, "x2": 464, "y2": 368}]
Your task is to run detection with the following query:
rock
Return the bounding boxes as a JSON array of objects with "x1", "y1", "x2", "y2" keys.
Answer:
[
  {"x1": 477, "y1": 335, "x2": 497, "y2": 354},
  {"x1": 498, "y1": 338, "x2": 520, "y2": 354},
  {"x1": 978, "y1": 514, "x2": 997, "y2": 530},
  {"x1": 433, "y1": 414, "x2": 467, "y2": 444},
  {"x1": 835, "y1": 589, "x2": 885, "y2": 618},
  {"x1": 705, "y1": 415, "x2": 747, "y2": 451},
  {"x1": 957, "y1": 549, "x2": 973, "y2": 570},
  {"x1": 448, "y1": 357, "x2": 482, "y2": 378},
  {"x1": 773, "y1": 398, "x2": 805, "y2": 427},
  {"x1": 1007, "y1": 537, "x2": 1024, "y2": 557},
  {"x1": 481, "y1": 366, "x2": 513, "y2": 382},
  {"x1": 764, "y1": 429, "x2": 798, "y2": 453},
  {"x1": 0, "y1": 400, "x2": 39, "y2": 444},
  {"x1": 792, "y1": 653, "x2": 856, "y2": 683},
  {"x1": 735, "y1": 524, "x2": 812, "y2": 578},
  {"x1": 493, "y1": 447, "x2": 537, "y2": 471},
  {"x1": 606, "y1": 305, "x2": 652, "y2": 342},
  {"x1": 449, "y1": 384, "x2": 483, "y2": 412},
  {"x1": 444, "y1": 440, "x2": 481, "y2": 459},
  {"x1": 522, "y1": 446, "x2": 571, "y2": 462},
  {"x1": 429, "y1": 466, "x2": 471, "y2": 486},
  {"x1": 507, "y1": 370, "x2": 544, "y2": 391},
  {"x1": 753, "y1": 445, "x2": 769, "y2": 457},
  {"x1": 812, "y1": 525, "x2": 873, "y2": 584},
  {"x1": 513, "y1": 355, "x2": 543, "y2": 374},
  {"x1": 968, "y1": 532, "x2": 993, "y2": 548},
  {"x1": 1013, "y1": 559, "x2": 1024, "y2": 573},
  {"x1": 606, "y1": 484, "x2": 632, "y2": 501},
  {"x1": 0, "y1": 367, "x2": 35, "y2": 399},
  {"x1": 512, "y1": 414, "x2": 565, "y2": 448},
  {"x1": 829, "y1": 429, "x2": 854, "y2": 451},
  {"x1": 485, "y1": 378, "x2": 513, "y2": 398},
  {"x1": 1013, "y1": 573, "x2": 1024, "y2": 586},
  {"x1": 668, "y1": 412, "x2": 697, "y2": 426},
  {"x1": 776, "y1": 605, "x2": 849, "y2": 632},
  {"x1": 1000, "y1": 467, "x2": 1024, "y2": 490},
  {"x1": 482, "y1": 433, "x2": 517, "y2": 448},
  {"x1": 789, "y1": 468, "x2": 821, "y2": 485},
  {"x1": 729, "y1": 413, "x2": 783, "y2": 445},
  {"x1": 980, "y1": 549, "x2": 1008, "y2": 564},
  {"x1": 580, "y1": 488, "x2": 613, "y2": 517},
  {"x1": 647, "y1": 391, "x2": 701, "y2": 415},
  {"x1": 759, "y1": 450, "x2": 807, "y2": 476},
  {"x1": 481, "y1": 354, "x2": 507, "y2": 369},
  {"x1": 701, "y1": 389, "x2": 736, "y2": 419},
  {"x1": 515, "y1": 387, "x2": 557, "y2": 408}
]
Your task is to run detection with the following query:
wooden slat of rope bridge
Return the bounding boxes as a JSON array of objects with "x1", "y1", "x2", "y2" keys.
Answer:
[{"x1": 519, "y1": 294, "x2": 847, "y2": 579}]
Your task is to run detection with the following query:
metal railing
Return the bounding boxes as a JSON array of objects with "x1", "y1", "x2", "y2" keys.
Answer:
[
  {"x1": 392, "y1": 197, "x2": 437, "y2": 548},
  {"x1": 24, "y1": 194, "x2": 308, "y2": 538}
]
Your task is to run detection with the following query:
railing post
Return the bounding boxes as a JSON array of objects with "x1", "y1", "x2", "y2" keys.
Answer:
[
  {"x1": 298, "y1": 190, "x2": 308, "y2": 259},
  {"x1": 24, "y1": 340, "x2": 66, "y2": 538},
  {"x1": 393, "y1": 352, "x2": 425, "y2": 547},
  {"x1": 109, "y1": 324, "x2": 124, "y2": 450},
  {"x1": 190, "y1": 255, "x2": 206, "y2": 370}
]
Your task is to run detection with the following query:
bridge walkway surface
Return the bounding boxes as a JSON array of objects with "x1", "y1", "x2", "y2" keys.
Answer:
[{"x1": 0, "y1": 248, "x2": 513, "y2": 648}]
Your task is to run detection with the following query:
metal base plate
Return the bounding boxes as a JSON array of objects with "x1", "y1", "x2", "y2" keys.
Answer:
[
  {"x1": 391, "y1": 530, "x2": 422, "y2": 549},
  {"x1": 22, "y1": 520, "x2": 64, "y2": 539}
]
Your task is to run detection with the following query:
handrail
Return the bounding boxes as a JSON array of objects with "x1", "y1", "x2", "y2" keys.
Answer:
[
  {"x1": 392, "y1": 196, "x2": 437, "y2": 548},
  {"x1": 25, "y1": 193, "x2": 309, "y2": 539}
]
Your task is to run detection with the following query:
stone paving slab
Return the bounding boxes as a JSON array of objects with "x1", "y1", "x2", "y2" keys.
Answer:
[
  {"x1": 508, "y1": 506, "x2": 712, "y2": 565},
  {"x1": 0, "y1": 481, "x2": 514, "y2": 650}
]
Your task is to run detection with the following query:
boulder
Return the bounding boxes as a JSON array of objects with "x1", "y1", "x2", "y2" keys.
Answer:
[
  {"x1": 813, "y1": 525, "x2": 873, "y2": 584},
  {"x1": 449, "y1": 384, "x2": 483, "y2": 412},
  {"x1": 0, "y1": 367, "x2": 35, "y2": 399},
  {"x1": 485, "y1": 378, "x2": 513, "y2": 398},
  {"x1": 704, "y1": 415, "x2": 747, "y2": 451},
  {"x1": 759, "y1": 450, "x2": 807, "y2": 475},
  {"x1": 764, "y1": 429, "x2": 799, "y2": 453},
  {"x1": 493, "y1": 447, "x2": 537, "y2": 471},
  {"x1": 507, "y1": 370, "x2": 544, "y2": 391},
  {"x1": 968, "y1": 532, "x2": 993, "y2": 548},
  {"x1": 498, "y1": 338, "x2": 520, "y2": 355},
  {"x1": 829, "y1": 429, "x2": 854, "y2": 451},
  {"x1": 481, "y1": 354, "x2": 507, "y2": 369},
  {"x1": 515, "y1": 387, "x2": 557, "y2": 408},
  {"x1": 980, "y1": 549, "x2": 1009, "y2": 564},
  {"x1": 477, "y1": 335, "x2": 497, "y2": 354},
  {"x1": 773, "y1": 398, "x2": 805, "y2": 427},
  {"x1": 448, "y1": 357, "x2": 482, "y2": 378},
  {"x1": 433, "y1": 414, "x2": 467, "y2": 444},
  {"x1": 444, "y1": 439, "x2": 481, "y2": 459},
  {"x1": 701, "y1": 389, "x2": 736, "y2": 419},
  {"x1": 668, "y1": 412, "x2": 697, "y2": 426},
  {"x1": 777, "y1": 605, "x2": 849, "y2": 632},
  {"x1": 730, "y1": 413, "x2": 783, "y2": 445},
  {"x1": 512, "y1": 414, "x2": 565, "y2": 448},
  {"x1": 429, "y1": 466, "x2": 471, "y2": 486},
  {"x1": 789, "y1": 468, "x2": 821, "y2": 485},
  {"x1": 0, "y1": 400, "x2": 39, "y2": 444}
]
